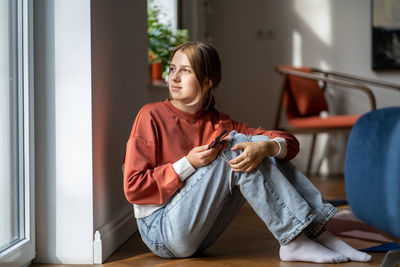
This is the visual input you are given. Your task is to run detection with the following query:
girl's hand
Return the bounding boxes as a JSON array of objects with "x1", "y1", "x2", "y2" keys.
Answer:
[
  {"x1": 186, "y1": 144, "x2": 223, "y2": 169},
  {"x1": 229, "y1": 141, "x2": 279, "y2": 173}
]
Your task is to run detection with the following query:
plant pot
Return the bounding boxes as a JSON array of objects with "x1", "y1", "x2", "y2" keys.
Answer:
[{"x1": 152, "y1": 62, "x2": 163, "y2": 82}]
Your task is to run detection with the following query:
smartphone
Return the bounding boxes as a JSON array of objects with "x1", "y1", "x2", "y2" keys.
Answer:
[{"x1": 209, "y1": 130, "x2": 227, "y2": 148}]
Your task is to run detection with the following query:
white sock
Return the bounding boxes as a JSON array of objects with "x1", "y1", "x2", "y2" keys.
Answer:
[
  {"x1": 314, "y1": 231, "x2": 372, "y2": 262},
  {"x1": 279, "y1": 234, "x2": 348, "y2": 263}
]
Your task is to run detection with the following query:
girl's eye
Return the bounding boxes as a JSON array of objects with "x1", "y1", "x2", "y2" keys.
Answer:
[
  {"x1": 184, "y1": 68, "x2": 191, "y2": 73},
  {"x1": 169, "y1": 67, "x2": 175, "y2": 73}
]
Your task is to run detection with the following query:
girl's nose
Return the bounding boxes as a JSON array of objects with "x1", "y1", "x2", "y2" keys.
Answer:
[{"x1": 171, "y1": 71, "x2": 180, "y2": 81}]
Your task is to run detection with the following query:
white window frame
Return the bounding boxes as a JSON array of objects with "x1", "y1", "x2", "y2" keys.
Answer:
[{"x1": 0, "y1": 0, "x2": 35, "y2": 265}]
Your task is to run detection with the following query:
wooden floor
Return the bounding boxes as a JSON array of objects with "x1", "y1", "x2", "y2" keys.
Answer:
[{"x1": 30, "y1": 175, "x2": 386, "y2": 267}]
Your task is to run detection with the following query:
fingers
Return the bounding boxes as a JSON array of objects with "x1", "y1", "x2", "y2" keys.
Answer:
[
  {"x1": 229, "y1": 153, "x2": 245, "y2": 165},
  {"x1": 221, "y1": 135, "x2": 232, "y2": 142},
  {"x1": 229, "y1": 142, "x2": 260, "y2": 173},
  {"x1": 194, "y1": 144, "x2": 211, "y2": 152},
  {"x1": 201, "y1": 146, "x2": 218, "y2": 158},
  {"x1": 230, "y1": 159, "x2": 256, "y2": 173},
  {"x1": 230, "y1": 153, "x2": 250, "y2": 171},
  {"x1": 230, "y1": 158, "x2": 251, "y2": 172},
  {"x1": 231, "y1": 142, "x2": 249, "y2": 151},
  {"x1": 199, "y1": 145, "x2": 221, "y2": 166},
  {"x1": 187, "y1": 143, "x2": 223, "y2": 168}
]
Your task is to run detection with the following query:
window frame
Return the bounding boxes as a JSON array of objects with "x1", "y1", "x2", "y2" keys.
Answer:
[{"x1": 0, "y1": 0, "x2": 35, "y2": 264}]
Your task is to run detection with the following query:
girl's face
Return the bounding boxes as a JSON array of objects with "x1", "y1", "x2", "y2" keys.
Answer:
[{"x1": 168, "y1": 50, "x2": 207, "y2": 113}]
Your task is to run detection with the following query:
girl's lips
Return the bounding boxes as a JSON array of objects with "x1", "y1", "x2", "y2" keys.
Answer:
[{"x1": 170, "y1": 85, "x2": 182, "y2": 90}]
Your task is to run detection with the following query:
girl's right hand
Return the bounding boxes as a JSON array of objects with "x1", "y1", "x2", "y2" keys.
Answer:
[{"x1": 186, "y1": 144, "x2": 223, "y2": 169}]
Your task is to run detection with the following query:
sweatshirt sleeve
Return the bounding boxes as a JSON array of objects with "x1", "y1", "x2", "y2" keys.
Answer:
[
  {"x1": 123, "y1": 106, "x2": 183, "y2": 205},
  {"x1": 232, "y1": 120, "x2": 300, "y2": 161},
  {"x1": 271, "y1": 137, "x2": 287, "y2": 159}
]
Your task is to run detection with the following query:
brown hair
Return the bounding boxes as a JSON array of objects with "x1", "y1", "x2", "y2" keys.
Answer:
[{"x1": 170, "y1": 41, "x2": 221, "y2": 110}]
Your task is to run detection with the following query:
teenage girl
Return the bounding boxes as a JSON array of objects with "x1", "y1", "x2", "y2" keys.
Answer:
[{"x1": 123, "y1": 41, "x2": 371, "y2": 263}]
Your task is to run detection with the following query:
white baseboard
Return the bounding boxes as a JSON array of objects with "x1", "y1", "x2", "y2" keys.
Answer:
[{"x1": 93, "y1": 204, "x2": 137, "y2": 264}]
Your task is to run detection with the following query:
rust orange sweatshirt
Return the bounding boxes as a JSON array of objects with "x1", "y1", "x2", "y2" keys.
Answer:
[{"x1": 123, "y1": 100, "x2": 299, "y2": 216}]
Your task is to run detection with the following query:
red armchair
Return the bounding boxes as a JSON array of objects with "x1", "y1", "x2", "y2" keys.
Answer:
[{"x1": 274, "y1": 65, "x2": 400, "y2": 174}]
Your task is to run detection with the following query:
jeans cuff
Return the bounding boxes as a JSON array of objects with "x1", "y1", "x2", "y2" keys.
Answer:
[{"x1": 304, "y1": 206, "x2": 338, "y2": 239}]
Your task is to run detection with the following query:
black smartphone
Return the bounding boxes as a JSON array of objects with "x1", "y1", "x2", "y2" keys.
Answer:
[{"x1": 209, "y1": 130, "x2": 227, "y2": 148}]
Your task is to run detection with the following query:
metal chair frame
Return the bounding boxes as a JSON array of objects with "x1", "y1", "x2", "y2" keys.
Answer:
[{"x1": 274, "y1": 66, "x2": 400, "y2": 174}]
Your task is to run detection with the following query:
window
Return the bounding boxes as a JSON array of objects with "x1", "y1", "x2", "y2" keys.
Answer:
[
  {"x1": 150, "y1": 0, "x2": 178, "y2": 30},
  {"x1": 0, "y1": 0, "x2": 34, "y2": 265},
  {"x1": 147, "y1": 0, "x2": 188, "y2": 83}
]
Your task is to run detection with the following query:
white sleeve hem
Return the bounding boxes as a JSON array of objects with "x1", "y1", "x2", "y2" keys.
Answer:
[
  {"x1": 272, "y1": 137, "x2": 287, "y2": 159},
  {"x1": 173, "y1": 156, "x2": 196, "y2": 181}
]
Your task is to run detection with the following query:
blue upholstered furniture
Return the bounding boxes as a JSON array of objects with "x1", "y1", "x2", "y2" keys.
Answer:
[{"x1": 345, "y1": 106, "x2": 400, "y2": 266}]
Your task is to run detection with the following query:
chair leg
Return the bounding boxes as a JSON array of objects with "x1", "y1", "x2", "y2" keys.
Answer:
[
  {"x1": 307, "y1": 134, "x2": 317, "y2": 175},
  {"x1": 314, "y1": 133, "x2": 330, "y2": 173},
  {"x1": 381, "y1": 249, "x2": 400, "y2": 267}
]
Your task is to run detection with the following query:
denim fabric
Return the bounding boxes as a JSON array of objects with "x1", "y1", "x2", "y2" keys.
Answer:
[{"x1": 137, "y1": 131, "x2": 336, "y2": 258}]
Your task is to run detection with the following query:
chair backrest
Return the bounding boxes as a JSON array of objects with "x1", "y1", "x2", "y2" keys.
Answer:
[
  {"x1": 279, "y1": 65, "x2": 328, "y2": 119},
  {"x1": 345, "y1": 106, "x2": 400, "y2": 239}
]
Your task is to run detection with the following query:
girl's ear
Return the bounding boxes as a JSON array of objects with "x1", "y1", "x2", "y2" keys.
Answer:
[{"x1": 203, "y1": 79, "x2": 212, "y2": 90}]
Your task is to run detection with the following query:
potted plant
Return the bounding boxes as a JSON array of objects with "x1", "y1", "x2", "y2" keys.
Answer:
[{"x1": 147, "y1": 0, "x2": 189, "y2": 82}]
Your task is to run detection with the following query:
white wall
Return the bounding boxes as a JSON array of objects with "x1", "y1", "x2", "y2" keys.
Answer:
[
  {"x1": 34, "y1": 0, "x2": 94, "y2": 263},
  {"x1": 91, "y1": 0, "x2": 149, "y2": 263},
  {"x1": 201, "y1": 0, "x2": 400, "y2": 173},
  {"x1": 276, "y1": 0, "x2": 400, "y2": 109},
  {"x1": 34, "y1": 0, "x2": 152, "y2": 263}
]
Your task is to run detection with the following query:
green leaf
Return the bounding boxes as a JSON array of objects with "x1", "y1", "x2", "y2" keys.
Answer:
[{"x1": 147, "y1": 0, "x2": 189, "y2": 69}]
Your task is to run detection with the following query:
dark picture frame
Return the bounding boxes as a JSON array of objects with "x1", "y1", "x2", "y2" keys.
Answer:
[{"x1": 372, "y1": 0, "x2": 400, "y2": 70}]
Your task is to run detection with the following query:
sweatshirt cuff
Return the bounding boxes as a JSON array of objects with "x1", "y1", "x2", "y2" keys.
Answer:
[
  {"x1": 271, "y1": 137, "x2": 287, "y2": 159},
  {"x1": 173, "y1": 156, "x2": 196, "y2": 182}
]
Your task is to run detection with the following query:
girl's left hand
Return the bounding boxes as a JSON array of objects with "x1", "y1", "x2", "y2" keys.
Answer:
[{"x1": 229, "y1": 141, "x2": 278, "y2": 173}]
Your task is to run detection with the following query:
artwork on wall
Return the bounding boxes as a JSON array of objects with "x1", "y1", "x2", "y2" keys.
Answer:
[{"x1": 372, "y1": 0, "x2": 400, "y2": 70}]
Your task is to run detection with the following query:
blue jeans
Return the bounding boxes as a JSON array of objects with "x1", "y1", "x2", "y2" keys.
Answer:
[{"x1": 137, "y1": 131, "x2": 337, "y2": 258}]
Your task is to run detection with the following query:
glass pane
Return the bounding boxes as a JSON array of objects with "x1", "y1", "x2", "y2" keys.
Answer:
[{"x1": 0, "y1": 0, "x2": 23, "y2": 253}]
